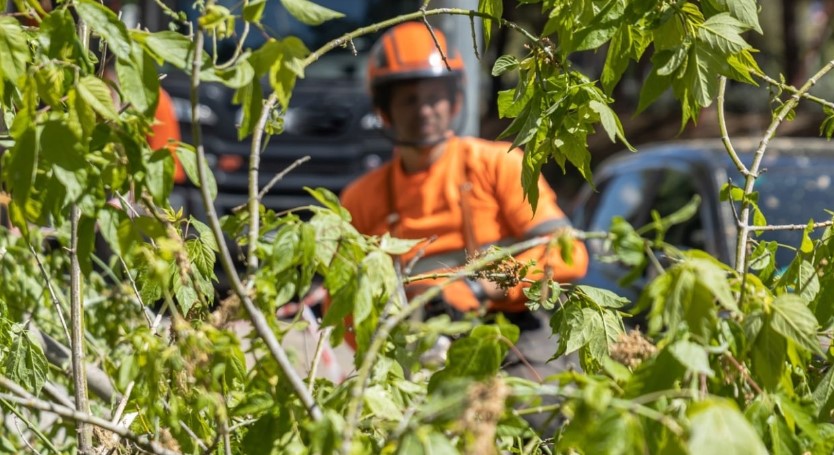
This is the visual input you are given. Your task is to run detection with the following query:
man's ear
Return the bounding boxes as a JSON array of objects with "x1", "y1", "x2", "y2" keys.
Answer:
[
  {"x1": 452, "y1": 92, "x2": 464, "y2": 116},
  {"x1": 377, "y1": 108, "x2": 392, "y2": 127}
]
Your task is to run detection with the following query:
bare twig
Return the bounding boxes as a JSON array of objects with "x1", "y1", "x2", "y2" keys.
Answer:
[
  {"x1": 69, "y1": 205, "x2": 92, "y2": 452},
  {"x1": 750, "y1": 220, "x2": 834, "y2": 232},
  {"x1": 27, "y1": 244, "x2": 71, "y2": 345},
  {"x1": 500, "y1": 336, "x2": 543, "y2": 383},
  {"x1": 307, "y1": 326, "x2": 334, "y2": 394},
  {"x1": 232, "y1": 156, "x2": 311, "y2": 213},
  {"x1": 723, "y1": 352, "x2": 763, "y2": 395}
]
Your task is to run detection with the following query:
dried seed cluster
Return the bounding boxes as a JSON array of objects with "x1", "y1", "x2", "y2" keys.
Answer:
[{"x1": 609, "y1": 330, "x2": 657, "y2": 369}]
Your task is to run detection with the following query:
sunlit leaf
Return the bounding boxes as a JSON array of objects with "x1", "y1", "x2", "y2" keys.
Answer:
[
  {"x1": 770, "y1": 294, "x2": 824, "y2": 356},
  {"x1": 688, "y1": 399, "x2": 768, "y2": 454},
  {"x1": 4, "y1": 326, "x2": 48, "y2": 395},
  {"x1": 280, "y1": 0, "x2": 344, "y2": 26},
  {"x1": 75, "y1": 0, "x2": 132, "y2": 60},
  {"x1": 77, "y1": 76, "x2": 119, "y2": 121}
]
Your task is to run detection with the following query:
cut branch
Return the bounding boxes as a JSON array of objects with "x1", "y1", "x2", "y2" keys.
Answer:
[{"x1": 69, "y1": 204, "x2": 92, "y2": 451}]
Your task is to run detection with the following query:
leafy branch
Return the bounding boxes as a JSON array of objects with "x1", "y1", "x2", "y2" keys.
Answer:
[{"x1": 187, "y1": 29, "x2": 322, "y2": 421}]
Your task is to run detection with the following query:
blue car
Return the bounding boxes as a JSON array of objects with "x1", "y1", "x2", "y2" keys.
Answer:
[{"x1": 569, "y1": 137, "x2": 834, "y2": 303}]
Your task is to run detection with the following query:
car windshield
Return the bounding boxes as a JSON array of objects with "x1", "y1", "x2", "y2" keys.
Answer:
[
  {"x1": 177, "y1": 0, "x2": 419, "y2": 77},
  {"x1": 744, "y1": 164, "x2": 834, "y2": 266}
]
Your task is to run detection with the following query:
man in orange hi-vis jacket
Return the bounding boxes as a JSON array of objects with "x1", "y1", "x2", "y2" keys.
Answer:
[{"x1": 336, "y1": 21, "x2": 589, "y2": 387}]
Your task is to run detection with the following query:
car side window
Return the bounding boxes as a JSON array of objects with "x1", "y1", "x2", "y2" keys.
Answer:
[
  {"x1": 586, "y1": 171, "x2": 655, "y2": 232},
  {"x1": 649, "y1": 169, "x2": 706, "y2": 251}
]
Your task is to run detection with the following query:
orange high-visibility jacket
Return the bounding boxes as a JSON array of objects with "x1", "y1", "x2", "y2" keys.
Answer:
[
  {"x1": 148, "y1": 88, "x2": 184, "y2": 183},
  {"x1": 340, "y1": 135, "x2": 589, "y2": 313}
]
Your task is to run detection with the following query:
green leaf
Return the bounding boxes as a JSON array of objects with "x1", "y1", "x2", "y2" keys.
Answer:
[
  {"x1": 363, "y1": 386, "x2": 404, "y2": 421},
  {"x1": 145, "y1": 149, "x2": 174, "y2": 205},
  {"x1": 175, "y1": 143, "x2": 217, "y2": 200},
  {"x1": 602, "y1": 24, "x2": 648, "y2": 94},
  {"x1": 4, "y1": 327, "x2": 48, "y2": 395},
  {"x1": 669, "y1": 340, "x2": 714, "y2": 376},
  {"x1": 186, "y1": 238, "x2": 215, "y2": 278},
  {"x1": 139, "y1": 30, "x2": 193, "y2": 69},
  {"x1": 698, "y1": 14, "x2": 752, "y2": 55},
  {"x1": 770, "y1": 294, "x2": 824, "y2": 356},
  {"x1": 243, "y1": 0, "x2": 267, "y2": 22},
  {"x1": 636, "y1": 69, "x2": 671, "y2": 114},
  {"x1": 116, "y1": 45, "x2": 160, "y2": 116},
  {"x1": 190, "y1": 217, "x2": 219, "y2": 252},
  {"x1": 479, "y1": 0, "x2": 503, "y2": 51},
  {"x1": 491, "y1": 55, "x2": 518, "y2": 77},
  {"x1": 750, "y1": 319, "x2": 786, "y2": 390},
  {"x1": 428, "y1": 324, "x2": 517, "y2": 391},
  {"x1": 40, "y1": 119, "x2": 84, "y2": 171},
  {"x1": 576, "y1": 285, "x2": 629, "y2": 309},
  {"x1": 233, "y1": 78, "x2": 264, "y2": 140},
  {"x1": 0, "y1": 16, "x2": 31, "y2": 85},
  {"x1": 76, "y1": 76, "x2": 119, "y2": 121},
  {"x1": 727, "y1": 0, "x2": 762, "y2": 34},
  {"x1": 813, "y1": 366, "x2": 834, "y2": 419},
  {"x1": 5, "y1": 124, "x2": 38, "y2": 208},
  {"x1": 305, "y1": 187, "x2": 349, "y2": 219},
  {"x1": 588, "y1": 100, "x2": 634, "y2": 150},
  {"x1": 268, "y1": 37, "x2": 310, "y2": 110},
  {"x1": 801, "y1": 220, "x2": 815, "y2": 254},
  {"x1": 201, "y1": 59, "x2": 255, "y2": 89},
  {"x1": 279, "y1": 0, "x2": 344, "y2": 26},
  {"x1": 398, "y1": 427, "x2": 457, "y2": 455},
  {"x1": 75, "y1": 0, "x2": 132, "y2": 60},
  {"x1": 687, "y1": 399, "x2": 768, "y2": 454},
  {"x1": 378, "y1": 233, "x2": 419, "y2": 255}
]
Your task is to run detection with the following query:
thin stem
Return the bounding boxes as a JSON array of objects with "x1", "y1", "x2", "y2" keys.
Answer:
[
  {"x1": 0, "y1": 391, "x2": 182, "y2": 455},
  {"x1": 500, "y1": 336, "x2": 543, "y2": 383},
  {"x1": 735, "y1": 59, "x2": 834, "y2": 274},
  {"x1": 723, "y1": 352, "x2": 763, "y2": 395},
  {"x1": 189, "y1": 30, "x2": 322, "y2": 422},
  {"x1": 27, "y1": 244, "x2": 71, "y2": 345},
  {"x1": 758, "y1": 72, "x2": 834, "y2": 110},
  {"x1": 750, "y1": 220, "x2": 834, "y2": 232},
  {"x1": 717, "y1": 77, "x2": 748, "y2": 176},
  {"x1": 307, "y1": 326, "x2": 333, "y2": 394},
  {"x1": 70, "y1": 205, "x2": 92, "y2": 452}
]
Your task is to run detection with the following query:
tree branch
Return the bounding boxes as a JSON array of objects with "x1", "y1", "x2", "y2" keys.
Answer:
[
  {"x1": 188, "y1": 30, "x2": 322, "y2": 421},
  {"x1": 735, "y1": 59, "x2": 834, "y2": 274},
  {"x1": 0, "y1": 390, "x2": 182, "y2": 455},
  {"x1": 69, "y1": 204, "x2": 92, "y2": 452}
]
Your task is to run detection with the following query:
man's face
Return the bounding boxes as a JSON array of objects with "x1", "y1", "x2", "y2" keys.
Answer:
[{"x1": 386, "y1": 78, "x2": 458, "y2": 145}]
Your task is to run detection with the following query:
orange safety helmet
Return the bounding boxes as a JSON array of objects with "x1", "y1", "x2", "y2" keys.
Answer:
[{"x1": 367, "y1": 22, "x2": 464, "y2": 111}]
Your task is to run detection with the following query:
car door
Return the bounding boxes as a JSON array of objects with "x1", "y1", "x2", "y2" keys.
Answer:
[{"x1": 572, "y1": 158, "x2": 721, "y2": 305}]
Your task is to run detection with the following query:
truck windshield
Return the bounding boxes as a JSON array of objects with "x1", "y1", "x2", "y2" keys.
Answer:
[{"x1": 177, "y1": 0, "x2": 419, "y2": 71}]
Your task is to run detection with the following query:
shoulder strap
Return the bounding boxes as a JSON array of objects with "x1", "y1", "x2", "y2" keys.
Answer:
[{"x1": 457, "y1": 140, "x2": 478, "y2": 257}]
